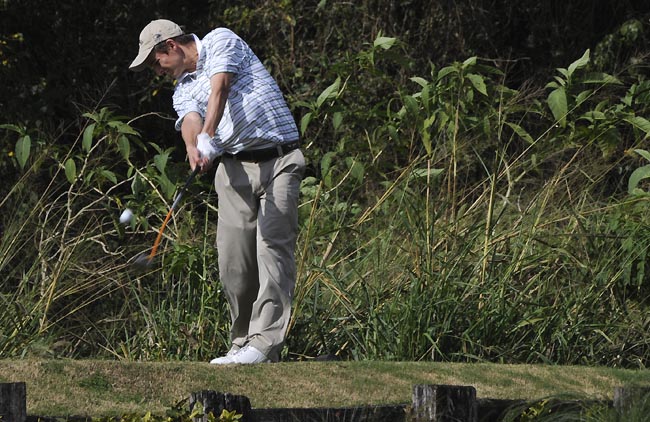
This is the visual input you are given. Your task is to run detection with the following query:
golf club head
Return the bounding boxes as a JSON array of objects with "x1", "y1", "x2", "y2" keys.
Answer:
[{"x1": 132, "y1": 252, "x2": 154, "y2": 270}]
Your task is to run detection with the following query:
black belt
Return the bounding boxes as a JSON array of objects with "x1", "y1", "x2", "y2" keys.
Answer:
[{"x1": 222, "y1": 141, "x2": 300, "y2": 162}]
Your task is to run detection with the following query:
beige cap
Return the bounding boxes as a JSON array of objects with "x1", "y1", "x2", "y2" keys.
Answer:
[{"x1": 129, "y1": 19, "x2": 183, "y2": 72}]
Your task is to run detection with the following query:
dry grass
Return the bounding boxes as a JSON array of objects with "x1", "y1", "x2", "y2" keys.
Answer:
[{"x1": 0, "y1": 359, "x2": 649, "y2": 418}]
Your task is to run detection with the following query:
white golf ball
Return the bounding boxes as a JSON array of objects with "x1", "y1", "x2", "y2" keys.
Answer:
[{"x1": 119, "y1": 208, "x2": 134, "y2": 225}]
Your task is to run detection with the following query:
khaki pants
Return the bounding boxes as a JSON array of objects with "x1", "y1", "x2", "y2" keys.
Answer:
[{"x1": 214, "y1": 148, "x2": 305, "y2": 361}]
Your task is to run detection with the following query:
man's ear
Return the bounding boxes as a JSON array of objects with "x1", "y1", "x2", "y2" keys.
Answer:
[{"x1": 166, "y1": 38, "x2": 177, "y2": 50}]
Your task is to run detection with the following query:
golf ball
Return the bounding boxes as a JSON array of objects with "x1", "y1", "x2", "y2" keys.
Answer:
[{"x1": 119, "y1": 208, "x2": 134, "y2": 225}]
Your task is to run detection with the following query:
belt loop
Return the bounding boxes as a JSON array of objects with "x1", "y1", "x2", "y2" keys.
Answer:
[{"x1": 277, "y1": 144, "x2": 283, "y2": 157}]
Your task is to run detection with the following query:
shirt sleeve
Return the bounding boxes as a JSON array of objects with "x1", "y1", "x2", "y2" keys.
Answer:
[
  {"x1": 173, "y1": 88, "x2": 202, "y2": 131},
  {"x1": 202, "y1": 28, "x2": 248, "y2": 78}
]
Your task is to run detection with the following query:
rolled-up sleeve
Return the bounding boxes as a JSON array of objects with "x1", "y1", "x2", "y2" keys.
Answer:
[{"x1": 173, "y1": 88, "x2": 202, "y2": 131}]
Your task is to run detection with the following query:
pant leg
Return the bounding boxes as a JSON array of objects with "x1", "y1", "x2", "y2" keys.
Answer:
[
  {"x1": 247, "y1": 149, "x2": 305, "y2": 360},
  {"x1": 215, "y1": 149, "x2": 305, "y2": 360},
  {"x1": 214, "y1": 161, "x2": 259, "y2": 349}
]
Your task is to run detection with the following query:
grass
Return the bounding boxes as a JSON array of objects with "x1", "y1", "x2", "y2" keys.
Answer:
[
  {"x1": 0, "y1": 359, "x2": 649, "y2": 418},
  {"x1": 3, "y1": 43, "x2": 650, "y2": 422}
]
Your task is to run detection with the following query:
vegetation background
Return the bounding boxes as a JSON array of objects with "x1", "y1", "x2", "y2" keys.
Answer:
[{"x1": 2, "y1": 0, "x2": 650, "y2": 368}]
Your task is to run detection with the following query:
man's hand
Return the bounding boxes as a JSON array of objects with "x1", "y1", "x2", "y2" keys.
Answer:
[
  {"x1": 197, "y1": 132, "x2": 222, "y2": 170},
  {"x1": 186, "y1": 143, "x2": 204, "y2": 172}
]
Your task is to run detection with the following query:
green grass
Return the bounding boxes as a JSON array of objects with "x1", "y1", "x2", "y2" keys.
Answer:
[{"x1": 1, "y1": 359, "x2": 649, "y2": 418}]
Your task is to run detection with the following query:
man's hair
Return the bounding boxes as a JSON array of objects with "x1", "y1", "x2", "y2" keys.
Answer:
[{"x1": 153, "y1": 34, "x2": 195, "y2": 53}]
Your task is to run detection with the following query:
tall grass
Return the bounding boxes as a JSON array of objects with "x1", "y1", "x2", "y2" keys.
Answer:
[
  {"x1": 287, "y1": 141, "x2": 650, "y2": 365},
  {"x1": 286, "y1": 48, "x2": 650, "y2": 365},
  {"x1": 2, "y1": 41, "x2": 650, "y2": 367},
  {"x1": 0, "y1": 111, "x2": 231, "y2": 360}
]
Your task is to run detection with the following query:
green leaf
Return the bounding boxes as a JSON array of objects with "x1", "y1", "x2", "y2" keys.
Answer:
[
  {"x1": 420, "y1": 84, "x2": 431, "y2": 109},
  {"x1": 373, "y1": 35, "x2": 396, "y2": 50},
  {"x1": 387, "y1": 125, "x2": 398, "y2": 142},
  {"x1": 149, "y1": 142, "x2": 163, "y2": 154},
  {"x1": 100, "y1": 169, "x2": 117, "y2": 184},
  {"x1": 547, "y1": 87, "x2": 568, "y2": 127},
  {"x1": 423, "y1": 114, "x2": 436, "y2": 130},
  {"x1": 107, "y1": 120, "x2": 138, "y2": 135},
  {"x1": 82, "y1": 123, "x2": 96, "y2": 153},
  {"x1": 567, "y1": 49, "x2": 590, "y2": 78},
  {"x1": 574, "y1": 90, "x2": 593, "y2": 107},
  {"x1": 316, "y1": 77, "x2": 341, "y2": 108},
  {"x1": 437, "y1": 65, "x2": 458, "y2": 81},
  {"x1": 505, "y1": 122, "x2": 534, "y2": 144},
  {"x1": 462, "y1": 56, "x2": 477, "y2": 67},
  {"x1": 411, "y1": 167, "x2": 444, "y2": 180},
  {"x1": 624, "y1": 116, "x2": 650, "y2": 138},
  {"x1": 410, "y1": 77, "x2": 429, "y2": 88},
  {"x1": 332, "y1": 112, "x2": 343, "y2": 131},
  {"x1": 578, "y1": 110, "x2": 606, "y2": 123},
  {"x1": 293, "y1": 100, "x2": 313, "y2": 109},
  {"x1": 117, "y1": 135, "x2": 131, "y2": 160},
  {"x1": 154, "y1": 153, "x2": 168, "y2": 175},
  {"x1": 15, "y1": 135, "x2": 31, "y2": 170},
  {"x1": 0, "y1": 123, "x2": 25, "y2": 134},
  {"x1": 466, "y1": 73, "x2": 487, "y2": 96},
  {"x1": 345, "y1": 157, "x2": 364, "y2": 183},
  {"x1": 64, "y1": 158, "x2": 77, "y2": 184},
  {"x1": 403, "y1": 95, "x2": 419, "y2": 117},
  {"x1": 300, "y1": 112, "x2": 312, "y2": 136},
  {"x1": 582, "y1": 72, "x2": 622, "y2": 85},
  {"x1": 421, "y1": 130, "x2": 432, "y2": 156},
  {"x1": 633, "y1": 149, "x2": 650, "y2": 162},
  {"x1": 628, "y1": 164, "x2": 650, "y2": 194},
  {"x1": 320, "y1": 152, "x2": 335, "y2": 187},
  {"x1": 131, "y1": 174, "x2": 146, "y2": 197},
  {"x1": 156, "y1": 173, "x2": 175, "y2": 199},
  {"x1": 82, "y1": 111, "x2": 99, "y2": 123}
]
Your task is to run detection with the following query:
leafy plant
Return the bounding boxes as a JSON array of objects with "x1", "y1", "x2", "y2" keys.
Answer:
[
  {"x1": 89, "y1": 403, "x2": 243, "y2": 422},
  {"x1": 628, "y1": 149, "x2": 650, "y2": 195}
]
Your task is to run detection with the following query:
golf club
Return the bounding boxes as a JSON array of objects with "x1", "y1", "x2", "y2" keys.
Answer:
[{"x1": 133, "y1": 165, "x2": 201, "y2": 269}]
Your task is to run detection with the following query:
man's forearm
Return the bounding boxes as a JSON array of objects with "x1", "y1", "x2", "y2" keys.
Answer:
[
  {"x1": 180, "y1": 112, "x2": 205, "y2": 170},
  {"x1": 181, "y1": 112, "x2": 203, "y2": 148},
  {"x1": 202, "y1": 72, "x2": 232, "y2": 137}
]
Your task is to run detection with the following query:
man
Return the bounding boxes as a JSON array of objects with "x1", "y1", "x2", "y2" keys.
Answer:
[{"x1": 129, "y1": 19, "x2": 304, "y2": 364}]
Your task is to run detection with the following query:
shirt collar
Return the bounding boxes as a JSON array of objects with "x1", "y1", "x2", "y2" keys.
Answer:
[{"x1": 177, "y1": 33, "x2": 203, "y2": 82}]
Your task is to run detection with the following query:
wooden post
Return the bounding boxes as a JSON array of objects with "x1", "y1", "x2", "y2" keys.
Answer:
[
  {"x1": 190, "y1": 390, "x2": 252, "y2": 422},
  {"x1": 613, "y1": 386, "x2": 650, "y2": 412},
  {"x1": 412, "y1": 384, "x2": 477, "y2": 422},
  {"x1": 0, "y1": 382, "x2": 27, "y2": 422}
]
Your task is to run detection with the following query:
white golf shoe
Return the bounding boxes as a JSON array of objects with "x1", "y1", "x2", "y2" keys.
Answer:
[
  {"x1": 209, "y1": 347, "x2": 240, "y2": 365},
  {"x1": 231, "y1": 345, "x2": 271, "y2": 364},
  {"x1": 209, "y1": 345, "x2": 271, "y2": 365}
]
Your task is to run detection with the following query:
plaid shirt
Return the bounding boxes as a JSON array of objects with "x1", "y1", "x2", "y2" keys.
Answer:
[{"x1": 173, "y1": 28, "x2": 299, "y2": 154}]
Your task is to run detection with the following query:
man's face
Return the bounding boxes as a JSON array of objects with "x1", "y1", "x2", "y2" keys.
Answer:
[{"x1": 150, "y1": 41, "x2": 185, "y2": 79}]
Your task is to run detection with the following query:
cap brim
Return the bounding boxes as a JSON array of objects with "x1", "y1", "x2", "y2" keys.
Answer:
[{"x1": 129, "y1": 48, "x2": 154, "y2": 72}]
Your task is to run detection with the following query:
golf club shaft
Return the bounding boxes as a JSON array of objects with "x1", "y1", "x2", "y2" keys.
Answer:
[{"x1": 147, "y1": 166, "x2": 201, "y2": 261}]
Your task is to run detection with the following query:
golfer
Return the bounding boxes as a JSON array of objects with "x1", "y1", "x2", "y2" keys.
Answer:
[{"x1": 129, "y1": 19, "x2": 304, "y2": 364}]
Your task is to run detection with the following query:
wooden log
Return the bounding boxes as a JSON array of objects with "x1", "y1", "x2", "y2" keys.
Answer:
[
  {"x1": 613, "y1": 386, "x2": 650, "y2": 412},
  {"x1": 412, "y1": 384, "x2": 477, "y2": 422},
  {"x1": 0, "y1": 382, "x2": 27, "y2": 422},
  {"x1": 190, "y1": 390, "x2": 252, "y2": 422}
]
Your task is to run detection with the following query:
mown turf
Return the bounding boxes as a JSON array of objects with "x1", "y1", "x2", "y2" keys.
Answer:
[{"x1": 0, "y1": 359, "x2": 648, "y2": 418}]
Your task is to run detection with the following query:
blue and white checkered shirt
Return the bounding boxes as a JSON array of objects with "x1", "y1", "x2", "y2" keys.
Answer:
[{"x1": 173, "y1": 28, "x2": 299, "y2": 154}]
